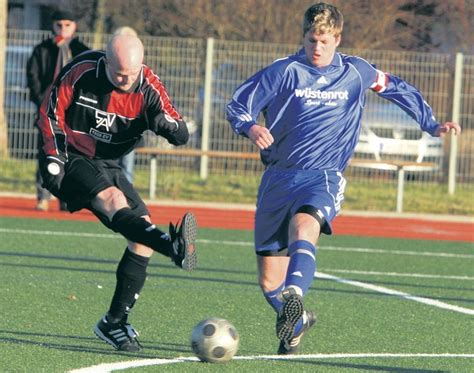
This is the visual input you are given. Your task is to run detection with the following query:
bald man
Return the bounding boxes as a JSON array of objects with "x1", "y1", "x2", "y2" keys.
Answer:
[
  {"x1": 105, "y1": 35, "x2": 143, "y2": 92},
  {"x1": 36, "y1": 35, "x2": 197, "y2": 352},
  {"x1": 109, "y1": 30, "x2": 140, "y2": 183}
]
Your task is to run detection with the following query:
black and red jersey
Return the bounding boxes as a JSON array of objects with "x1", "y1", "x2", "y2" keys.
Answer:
[{"x1": 37, "y1": 50, "x2": 189, "y2": 162}]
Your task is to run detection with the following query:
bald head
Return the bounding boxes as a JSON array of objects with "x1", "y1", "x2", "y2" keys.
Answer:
[
  {"x1": 113, "y1": 26, "x2": 138, "y2": 37},
  {"x1": 107, "y1": 35, "x2": 144, "y2": 71},
  {"x1": 105, "y1": 35, "x2": 144, "y2": 91}
]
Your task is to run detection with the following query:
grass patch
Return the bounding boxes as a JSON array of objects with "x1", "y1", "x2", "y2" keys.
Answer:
[{"x1": 0, "y1": 217, "x2": 473, "y2": 372}]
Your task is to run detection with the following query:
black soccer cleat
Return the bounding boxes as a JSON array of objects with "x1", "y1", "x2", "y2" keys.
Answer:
[
  {"x1": 94, "y1": 315, "x2": 142, "y2": 352},
  {"x1": 275, "y1": 287, "x2": 304, "y2": 343},
  {"x1": 278, "y1": 310, "x2": 316, "y2": 354},
  {"x1": 169, "y1": 212, "x2": 197, "y2": 271}
]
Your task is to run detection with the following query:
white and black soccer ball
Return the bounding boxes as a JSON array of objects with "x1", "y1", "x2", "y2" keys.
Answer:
[{"x1": 191, "y1": 318, "x2": 239, "y2": 363}]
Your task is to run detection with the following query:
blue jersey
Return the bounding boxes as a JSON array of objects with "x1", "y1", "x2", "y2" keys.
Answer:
[{"x1": 226, "y1": 49, "x2": 440, "y2": 171}]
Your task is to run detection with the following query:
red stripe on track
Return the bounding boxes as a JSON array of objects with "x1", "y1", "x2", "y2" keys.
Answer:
[{"x1": 1, "y1": 197, "x2": 472, "y2": 242}]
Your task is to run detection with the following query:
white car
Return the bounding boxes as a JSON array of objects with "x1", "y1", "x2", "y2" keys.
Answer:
[{"x1": 355, "y1": 101, "x2": 444, "y2": 166}]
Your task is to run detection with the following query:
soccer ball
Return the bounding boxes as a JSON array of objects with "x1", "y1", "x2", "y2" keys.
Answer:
[{"x1": 191, "y1": 318, "x2": 239, "y2": 363}]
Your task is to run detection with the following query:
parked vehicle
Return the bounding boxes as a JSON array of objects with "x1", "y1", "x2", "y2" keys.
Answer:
[{"x1": 354, "y1": 100, "x2": 444, "y2": 167}]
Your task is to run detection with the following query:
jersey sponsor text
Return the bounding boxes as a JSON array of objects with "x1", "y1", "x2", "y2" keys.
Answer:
[
  {"x1": 89, "y1": 128, "x2": 112, "y2": 142},
  {"x1": 294, "y1": 88, "x2": 349, "y2": 100}
]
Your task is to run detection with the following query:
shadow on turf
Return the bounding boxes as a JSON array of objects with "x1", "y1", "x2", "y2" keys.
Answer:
[
  {"x1": 0, "y1": 329, "x2": 192, "y2": 358},
  {"x1": 277, "y1": 358, "x2": 447, "y2": 372},
  {"x1": 2, "y1": 262, "x2": 473, "y2": 306},
  {"x1": 0, "y1": 331, "x2": 450, "y2": 372},
  {"x1": 1, "y1": 251, "x2": 473, "y2": 304},
  {"x1": 1, "y1": 250, "x2": 471, "y2": 289},
  {"x1": 1, "y1": 330, "x2": 450, "y2": 372}
]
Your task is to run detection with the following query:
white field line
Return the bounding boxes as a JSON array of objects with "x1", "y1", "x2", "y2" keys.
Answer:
[
  {"x1": 1, "y1": 228, "x2": 473, "y2": 283},
  {"x1": 1, "y1": 228, "x2": 473, "y2": 259},
  {"x1": 69, "y1": 353, "x2": 474, "y2": 373},
  {"x1": 2, "y1": 227, "x2": 474, "y2": 314},
  {"x1": 324, "y1": 268, "x2": 474, "y2": 281},
  {"x1": 322, "y1": 246, "x2": 474, "y2": 259},
  {"x1": 0, "y1": 228, "x2": 119, "y2": 239},
  {"x1": 316, "y1": 272, "x2": 474, "y2": 315}
]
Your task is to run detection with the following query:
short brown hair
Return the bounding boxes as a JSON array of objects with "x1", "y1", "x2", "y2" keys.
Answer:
[{"x1": 303, "y1": 3, "x2": 344, "y2": 37}]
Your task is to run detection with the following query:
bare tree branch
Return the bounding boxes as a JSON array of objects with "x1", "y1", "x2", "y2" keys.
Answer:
[{"x1": 59, "y1": 0, "x2": 472, "y2": 53}]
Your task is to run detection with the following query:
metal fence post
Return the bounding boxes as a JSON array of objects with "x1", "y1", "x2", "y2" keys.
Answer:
[
  {"x1": 448, "y1": 52, "x2": 463, "y2": 195},
  {"x1": 200, "y1": 37, "x2": 214, "y2": 179},
  {"x1": 92, "y1": 0, "x2": 106, "y2": 50}
]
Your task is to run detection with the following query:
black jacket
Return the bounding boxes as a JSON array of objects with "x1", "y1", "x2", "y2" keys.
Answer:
[{"x1": 26, "y1": 37, "x2": 89, "y2": 108}]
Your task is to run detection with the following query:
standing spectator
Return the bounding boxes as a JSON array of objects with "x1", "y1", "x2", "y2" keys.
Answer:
[
  {"x1": 27, "y1": 9, "x2": 89, "y2": 211},
  {"x1": 36, "y1": 34, "x2": 197, "y2": 351},
  {"x1": 226, "y1": 2, "x2": 461, "y2": 355},
  {"x1": 113, "y1": 26, "x2": 140, "y2": 183}
]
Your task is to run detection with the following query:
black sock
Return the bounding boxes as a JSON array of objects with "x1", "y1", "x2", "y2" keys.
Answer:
[
  {"x1": 107, "y1": 248, "x2": 150, "y2": 322},
  {"x1": 111, "y1": 207, "x2": 171, "y2": 257}
]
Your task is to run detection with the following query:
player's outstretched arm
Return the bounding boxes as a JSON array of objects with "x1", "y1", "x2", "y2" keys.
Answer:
[
  {"x1": 435, "y1": 122, "x2": 461, "y2": 137},
  {"x1": 248, "y1": 124, "x2": 274, "y2": 150}
]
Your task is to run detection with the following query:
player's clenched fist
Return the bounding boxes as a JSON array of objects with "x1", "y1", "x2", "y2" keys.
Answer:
[
  {"x1": 248, "y1": 124, "x2": 274, "y2": 150},
  {"x1": 435, "y1": 122, "x2": 461, "y2": 137}
]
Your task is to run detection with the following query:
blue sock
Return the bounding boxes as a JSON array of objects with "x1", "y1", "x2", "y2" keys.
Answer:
[
  {"x1": 285, "y1": 240, "x2": 317, "y2": 296},
  {"x1": 263, "y1": 282, "x2": 285, "y2": 313}
]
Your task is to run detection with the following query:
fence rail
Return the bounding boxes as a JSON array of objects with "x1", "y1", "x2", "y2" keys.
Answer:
[{"x1": 2, "y1": 29, "x2": 473, "y2": 204}]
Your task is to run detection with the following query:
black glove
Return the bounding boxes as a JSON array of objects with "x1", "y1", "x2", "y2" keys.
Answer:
[
  {"x1": 158, "y1": 115, "x2": 189, "y2": 145},
  {"x1": 42, "y1": 156, "x2": 66, "y2": 195},
  {"x1": 160, "y1": 113, "x2": 181, "y2": 132}
]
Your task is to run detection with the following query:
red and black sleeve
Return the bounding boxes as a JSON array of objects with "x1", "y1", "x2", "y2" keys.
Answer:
[{"x1": 142, "y1": 67, "x2": 189, "y2": 146}]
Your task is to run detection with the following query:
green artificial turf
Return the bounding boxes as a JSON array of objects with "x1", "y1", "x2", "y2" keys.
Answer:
[{"x1": 0, "y1": 217, "x2": 473, "y2": 372}]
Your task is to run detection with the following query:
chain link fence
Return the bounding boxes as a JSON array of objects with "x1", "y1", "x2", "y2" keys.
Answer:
[{"x1": 2, "y1": 29, "x2": 473, "y2": 203}]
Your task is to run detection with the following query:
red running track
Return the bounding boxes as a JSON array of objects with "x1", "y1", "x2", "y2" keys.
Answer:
[{"x1": 0, "y1": 196, "x2": 472, "y2": 242}]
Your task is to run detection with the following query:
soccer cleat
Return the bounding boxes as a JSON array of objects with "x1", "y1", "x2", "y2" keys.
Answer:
[
  {"x1": 94, "y1": 315, "x2": 142, "y2": 352},
  {"x1": 277, "y1": 310, "x2": 316, "y2": 354},
  {"x1": 275, "y1": 288, "x2": 304, "y2": 343},
  {"x1": 169, "y1": 212, "x2": 197, "y2": 271}
]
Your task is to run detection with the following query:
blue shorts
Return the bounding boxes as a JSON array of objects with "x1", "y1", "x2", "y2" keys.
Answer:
[{"x1": 254, "y1": 168, "x2": 346, "y2": 253}]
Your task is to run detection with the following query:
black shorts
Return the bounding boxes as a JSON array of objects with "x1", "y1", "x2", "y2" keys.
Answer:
[{"x1": 41, "y1": 153, "x2": 149, "y2": 228}]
